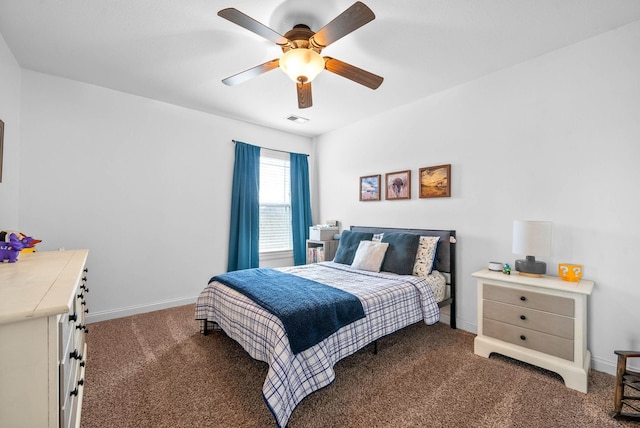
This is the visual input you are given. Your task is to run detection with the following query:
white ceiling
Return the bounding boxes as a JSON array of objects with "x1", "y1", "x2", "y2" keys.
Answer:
[{"x1": 1, "y1": 0, "x2": 640, "y2": 138}]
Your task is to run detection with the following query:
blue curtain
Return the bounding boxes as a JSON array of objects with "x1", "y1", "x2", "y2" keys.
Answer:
[
  {"x1": 227, "y1": 142, "x2": 260, "y2": 271},
  {"x1": 290, "y1": 152, "x2": 313, "y2": 265}
]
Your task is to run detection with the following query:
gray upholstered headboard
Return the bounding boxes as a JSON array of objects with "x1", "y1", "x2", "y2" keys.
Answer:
[{"x1": 349, "y1": 226, "x2": 455, "y2": 274}]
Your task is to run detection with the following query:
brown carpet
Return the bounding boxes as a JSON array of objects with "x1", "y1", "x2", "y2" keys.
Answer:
[{"x1": 82, "y1": 304, "x2": 636, "y2": 427}]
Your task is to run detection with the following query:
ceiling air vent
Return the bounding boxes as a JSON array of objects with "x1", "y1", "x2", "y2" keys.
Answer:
[{"x1": 286, "y1": 114, "x2": 309, "y2": 124}]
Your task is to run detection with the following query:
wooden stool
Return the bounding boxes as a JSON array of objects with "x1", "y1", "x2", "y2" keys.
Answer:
[{"x1": 614, "y1": 350, "x2": 640, "y2": 420}]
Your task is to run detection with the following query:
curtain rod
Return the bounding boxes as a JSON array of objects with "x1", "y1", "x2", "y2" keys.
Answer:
[{"x1": 232, "y1": 140, "x2": 308, "y2": 156}]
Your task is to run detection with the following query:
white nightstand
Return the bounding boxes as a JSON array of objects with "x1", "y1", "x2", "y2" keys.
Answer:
[{"x1": 472, "y1": 269, "x2": 594, "y2": 393}]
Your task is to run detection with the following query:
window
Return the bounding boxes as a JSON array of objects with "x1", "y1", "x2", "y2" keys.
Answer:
[{"x1": 259, "y1": 150, "x2": 292, "y2": 253}]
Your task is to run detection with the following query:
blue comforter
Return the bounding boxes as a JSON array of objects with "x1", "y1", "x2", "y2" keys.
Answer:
[{"x1": 210, "y1": 268, "x2": 365, "y2": 354}]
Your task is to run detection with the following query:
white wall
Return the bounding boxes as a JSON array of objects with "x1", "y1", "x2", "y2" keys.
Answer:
[
  {"x1": 315, "y1": 21, "x2": 640, "y2": 375},
  {"x1": 18, "y1": 70, "x2": 313, "y2": 321},
  {"x1": 0, "y1": 32, "x2": 21, "y2": 226}
]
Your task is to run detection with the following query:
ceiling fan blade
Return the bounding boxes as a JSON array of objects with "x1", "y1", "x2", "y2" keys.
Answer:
[
  {"x1": 218, "y1": 8, "x2": 291, "y2": 46},
  {"x1": 324, "y1": 57, "x2": 383, "y2": 89},
  {"x1": 222, "y1": 59, "x2": 280, "y2": 86},
  {"x1": 310, "y1": 2, "x2": 375, "y2": 48},
  {"x1": 297, "y1": 82, "x2": 313, "y2": 109}
]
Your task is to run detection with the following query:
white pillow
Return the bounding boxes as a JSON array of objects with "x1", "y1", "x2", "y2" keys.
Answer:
[
  {"x1": 413, "y1": 236, "x2": 440, "y2": 277},
  {"x1": 351, "y1": 240, "x2": 389, "y2": 272}
]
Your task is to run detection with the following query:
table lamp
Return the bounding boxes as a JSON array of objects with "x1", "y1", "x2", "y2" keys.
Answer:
[{"x1": 512, "y1": 220, "x2": 552, "y2": 277}]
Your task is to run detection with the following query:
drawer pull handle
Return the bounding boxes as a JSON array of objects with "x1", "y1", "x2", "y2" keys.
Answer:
[
  {"x1": 520, "y1": 335, "x2": 526, "y2": 341},
  {"x1": 84, "y1": 308, "x2": 89, "y2": 314},
  {"x1": 69, "y1": 313, "x2": 78, "y2": 322},
  {"x1": 70, "y1": 349, "x2": 83, "y2": 360},
  {"x1": 76, "y1": 324, "x2": 86, "y2": 330},
  {"x1": 520, "y1": 315, "x2": 526, "y2": 320},
  {"x1": 78, "y1": 378, "x2": 84, "y2": 387},
  {"x1": 520, "y1": 296, "x2": 527, "y2": 301},
  {"x1": 83, "y1": 268, "x2": 88, "y2": 273},
  {"x1": 70, "y1": 388, "x2": 78, "y2": 397},
  {"x1": 77, "y1": 292, "x2": 84, "y2": 299},
  {"x1": 80, "y1": 361, "x2": 86, "y2": 367}
]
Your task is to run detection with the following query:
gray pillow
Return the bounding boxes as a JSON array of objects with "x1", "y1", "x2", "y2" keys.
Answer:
[
  {"x1": 381, "y1": 233, "x2": 420, "y2": 275},
  {"x1": 333, "y1": 230, "x2": 374, "y2": 265}
]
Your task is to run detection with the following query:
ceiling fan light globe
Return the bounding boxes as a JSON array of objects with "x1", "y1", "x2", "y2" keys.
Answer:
[{"x1": 280, "y1": 49, "x2": 324, "y2": 83}]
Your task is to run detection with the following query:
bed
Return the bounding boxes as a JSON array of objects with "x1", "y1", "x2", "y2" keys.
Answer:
[{"x1": 195, "y1": 226, "x2": 456, "y2": 427}]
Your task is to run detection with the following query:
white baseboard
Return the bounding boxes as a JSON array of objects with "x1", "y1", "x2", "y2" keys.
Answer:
[
  {"x1": 86, "y1": 296, "x2": 197, "y2": 324},
  {"x1": 591, "y1": 355, "x2": 618, "y2": 376}
]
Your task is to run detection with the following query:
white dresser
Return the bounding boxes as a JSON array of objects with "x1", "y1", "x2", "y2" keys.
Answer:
[
  {"x1": 473, "y1": 269, "x2": 594, "y2": 393},
  {"x1": 0, "y1": 250, "x2": 89, "y2": 428}
]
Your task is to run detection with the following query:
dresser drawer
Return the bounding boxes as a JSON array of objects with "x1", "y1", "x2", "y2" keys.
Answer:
[
  {"x1": 483, "y1": 318, "x2": 574, "y2": 361},
  {"x1": 484, "y1": 283, "x2": 574, "y2": 317},
  {"x1": 483, "y1": 300, "x2": 574, "y2": 339}
]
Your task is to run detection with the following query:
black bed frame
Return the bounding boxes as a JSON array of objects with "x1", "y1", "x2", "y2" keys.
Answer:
[
  {"x1": 350, "y1": 226, "x2": 457, "y2": 329},
  {"x1": 201, "y1": 226, "x2": 457, "y2": 335}
]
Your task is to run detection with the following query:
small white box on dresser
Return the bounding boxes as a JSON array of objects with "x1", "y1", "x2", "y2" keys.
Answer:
[
  {"x1": 472, "y1": 269, "x2": 594, "y2": 393},
  {"x1": 309, "y1": 226, "x2": 338, "y2": 241}
]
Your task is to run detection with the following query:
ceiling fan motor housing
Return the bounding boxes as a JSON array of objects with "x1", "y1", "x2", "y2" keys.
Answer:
[{"x1": 282, "y1": 24, "x2": 322, "y2": 53}]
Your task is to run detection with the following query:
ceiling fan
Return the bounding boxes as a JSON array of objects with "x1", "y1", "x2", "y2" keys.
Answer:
[{"x1": 218, "y1": 1, "x2": 384, "y2": 109}]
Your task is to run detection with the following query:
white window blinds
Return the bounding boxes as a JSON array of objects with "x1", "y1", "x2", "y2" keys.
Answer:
[{"x1": 259, "y1": 150, "x2": 292, "y2": 253}]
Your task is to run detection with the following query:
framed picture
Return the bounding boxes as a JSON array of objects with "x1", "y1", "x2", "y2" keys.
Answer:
[
  {"x1": 359, "y1": 174, "x2": 381, "y2": 201},
  {"x1": 385, "y1": 170, "x2": 411, "y2": 200},
  {"x1": 0, "y1": 119, "x2": 4, "y2": 183},
  {"x1": 419, "y1": 164, "x2": 451, "y2": 198}
]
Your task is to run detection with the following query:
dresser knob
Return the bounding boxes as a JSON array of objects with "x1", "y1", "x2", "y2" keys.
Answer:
[
  {"x1": 76, "y1": 324, "x2": 86, "y2": 330},
  {"x1": 520, "y1": 335, "x2": 526, "y2": 341},
  {"x1": 83, "y1": 268, "x2": 88, "y2": 273},
  {"x1": 520, "y1": 296, "x2": 527, "y2": 301},
  {"x1": 70, "y1": 388, "x2": 78, "y2": 396},
  {"x1": 77, "y1": 293, "x2": 84, "y2": 299},
  {"x1": 520, "y1": 315, "x2": 526, "y2": 320},
  {"x1": 69, "y1": 313, "x2": 78, "y2": 322},
  {"x1": 78, "y1": 378, "x2": 84, "y2": 387},
  {"x1": 70, "y1": 349, "x2": 83, "y2": 360}
]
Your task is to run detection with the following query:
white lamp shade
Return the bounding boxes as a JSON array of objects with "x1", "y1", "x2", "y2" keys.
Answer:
[
  {"x1": 280, "y1": 48, "x2": 325, "y2": 83},
  {"x1": 512, "y1": 220, "x2": 552, "y2": 257}
]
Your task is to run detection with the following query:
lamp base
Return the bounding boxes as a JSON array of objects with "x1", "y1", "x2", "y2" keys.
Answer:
[{"x1": 515, "y1": 256, "x2": 546, "y2": 277}]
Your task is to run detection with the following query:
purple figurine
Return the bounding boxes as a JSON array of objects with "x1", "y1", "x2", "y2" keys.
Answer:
[{"x1": 0, "y1": 233, "x2": 24, "y2": 263}]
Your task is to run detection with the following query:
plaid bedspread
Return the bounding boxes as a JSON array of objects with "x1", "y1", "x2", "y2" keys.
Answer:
[{"x1": 195, "y1": 262, "x2": 440, "y2": 427}]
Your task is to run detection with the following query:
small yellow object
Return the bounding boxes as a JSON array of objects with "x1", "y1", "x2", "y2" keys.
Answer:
[
  {"x1": 558, "y1": 263, "x2": 582, "y2": 282},
  {"x1": 21, "y1": 247, "x2": 37, "y2": 253}
]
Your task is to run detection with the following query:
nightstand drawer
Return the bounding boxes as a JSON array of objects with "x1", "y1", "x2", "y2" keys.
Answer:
[
  {"x1": 484, "y1": 284, "x2": 574, "y2": 317},
  {"x1": 483, "y1": 300, "x2": 574, "y2": 339},
  {"x1": 483, "y1": 318, "x2": 574, "y2": 361}
]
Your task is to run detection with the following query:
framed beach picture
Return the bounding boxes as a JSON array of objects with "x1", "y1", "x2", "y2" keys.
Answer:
[
  {"x1": 385, "y1": 170, "x2": 411, "y2": 200},
  {"x1": 359, "y1": 174, "x2": 381, "y2": 201},
  {"x1": 419, "y1": 164, "x2": 451, "y2": 198}
]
